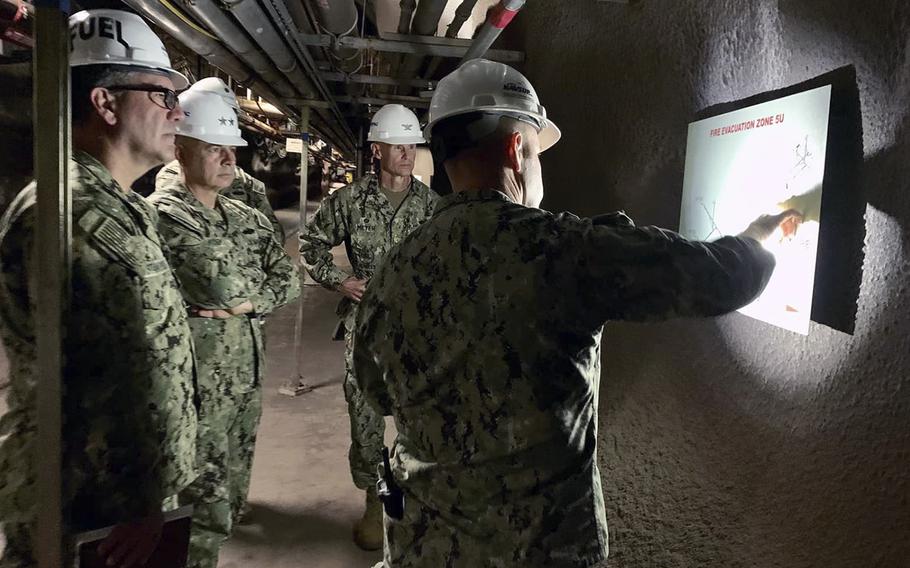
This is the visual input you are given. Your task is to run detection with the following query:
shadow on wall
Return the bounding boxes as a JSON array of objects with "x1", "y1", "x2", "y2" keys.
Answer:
[{"x1": 601, "y1": 305, "x2": 910, "y2": 568}]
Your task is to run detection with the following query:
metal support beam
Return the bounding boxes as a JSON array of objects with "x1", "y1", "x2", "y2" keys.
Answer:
[
  {"x1": 319, "y1": 70, "x2": 437, "y2": 90},
  {"x1": 296, "y1": 32, "x2": 524, "y2": 62},
  {"x1": 280, "y1": 106, "x2": 314, "y2": 397},
  {"x1": 33, "y1": 1, "x2": 70, "y2": 566},
  {"x1": 281, "y1": 98, "x2": 333, "y2": 109},
  {"x1": 329, "y1": 94, "x2": 430, "y2": 108}
]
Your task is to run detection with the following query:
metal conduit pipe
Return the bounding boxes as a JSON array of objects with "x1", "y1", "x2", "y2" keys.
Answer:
[
  {"x1": 446, "y1": 0, "x2": 479, "y2": 38},
  {"x1": 308, "y1": 0, "x2": 357, "y2": 35},
  {"x1": 180, "y1": 0, "x2": 296, "y2": 98},
  {"x1": 395, "y1": 0, "x2": 448, "y2": 96},
  {"x1": 223, "y1": 0, "x2": 318, "y2": 97},
  {"x1": 239, "y1": 97, "x2": 287, "y2": 120},
  {"x1": 411, "y1": 0, "x2": 448, "y2": 35},
  {"x1": 123, "y1": 0, "x2": 254, "y2": 83},
  {"x1": 461, "y1": 0, "x2": 526, "y2": 63},
  {"x1": 397, "y1": 0, "x2": 416, "y2": 34},
  {"x1": 247, "y1": 78, "x2": 298, "y2": 118},
  {"x1": 305, "y1": 0, "x2": 359, "y2": 71},
  {"x1": 255, "y1": 0, "x2": 357, "y2": 152},
  {"x1": 123, "y1": 0, "x2": 298, "y2": 119}
]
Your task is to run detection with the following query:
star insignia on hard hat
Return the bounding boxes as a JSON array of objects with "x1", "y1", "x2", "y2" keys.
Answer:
[
  {"x1": 402, "y1": 124, "x2": 413, "y2": 131},
  {"x1": 229, "y1": 118, "x2": 234, "y2": 126},
  {"x1": 218, "y1": 117, "x2": 228, "y2": 126}
]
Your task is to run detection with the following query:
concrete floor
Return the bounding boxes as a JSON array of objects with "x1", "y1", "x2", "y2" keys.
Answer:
[
  {"x1": 0, "y1": 204, "x2": 389, "y2": 567},
  {"x1": 219, "y1": 208, "x2": 389, "y2": 567}
]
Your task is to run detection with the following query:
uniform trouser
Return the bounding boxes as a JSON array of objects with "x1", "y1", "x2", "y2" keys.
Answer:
[
  {"x1": 179, "y1": 387, "x2": 262, "y2": 568},
  {"x1": 344, "y1": 326, "x2": 385, "y2": 491}
]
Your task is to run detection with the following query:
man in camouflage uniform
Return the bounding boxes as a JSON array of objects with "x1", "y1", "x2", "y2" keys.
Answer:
[
  {"x1": 0, "y1": 10, "x2": 198, "y2": 568},
  {"x1": 354, "y1": 59, "x2": 801, "y2": 567},
  {"x1": 158, "y1": 161, "x2": 284, "y2": 243},
  {"x1": 149, "y1": 86, "x2": 299, "y2": 568},
  {"x1": 156, "y1": 77, "x2": 285, "y2": 244},
  {"x1": 299, "y1": 104, "x2": 438, "y2": 550}
]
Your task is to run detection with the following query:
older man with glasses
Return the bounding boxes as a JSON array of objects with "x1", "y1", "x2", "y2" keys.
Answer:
[{"x1": 0, "y1": 10, "x2": 198, "y2": 568}]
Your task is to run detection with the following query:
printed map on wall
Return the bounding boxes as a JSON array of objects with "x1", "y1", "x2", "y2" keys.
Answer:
[{"x1": 679, "y1": 85, "x2": 832, "y2": 335}]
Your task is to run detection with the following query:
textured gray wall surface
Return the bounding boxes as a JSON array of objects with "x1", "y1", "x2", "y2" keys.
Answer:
[{"x1": 511, "y1": 2, "x2": 909, "y2": 567}]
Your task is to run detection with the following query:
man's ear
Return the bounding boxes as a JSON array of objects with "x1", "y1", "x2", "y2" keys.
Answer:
[
  {"x1": 504, "y1": 131, "x2": 524, "y2": 173},
  {"x1": 89, "y1": 87, "x2": 120, "y2": 127},
  {"x1": 370, "y1": 142, "x2": 382, "y2": 161}
]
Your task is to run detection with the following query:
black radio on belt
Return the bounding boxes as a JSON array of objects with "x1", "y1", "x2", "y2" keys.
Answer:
[{"x1": 377, "y1": 447, "x2": 404, "y2": 520}]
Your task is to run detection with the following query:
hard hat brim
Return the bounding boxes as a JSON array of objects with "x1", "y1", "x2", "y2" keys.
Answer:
[
  {"x1": 165, "y1": 69, "x2": 189, "y2": 90},
  {"x1": 425, "y1": 109, "x2": 562, "y2": 153},
  {"x1": 366, "y1": 135, "x2": 427, "y2": 145},
  {"x1": 178, "y1": 132, "x2": 248, "y2": 147},
  {"x1": 71, "y1": 60, "x2": 189, "y2": 90}
]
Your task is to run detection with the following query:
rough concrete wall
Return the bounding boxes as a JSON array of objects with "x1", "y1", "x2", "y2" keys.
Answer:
[{"x1": 511, "y1": 2, "x2": 910, "y2": 567}]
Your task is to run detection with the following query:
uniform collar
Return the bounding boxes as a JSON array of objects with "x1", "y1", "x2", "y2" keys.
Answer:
[
  {"x1": 365, "y1": 173, "x2": 418, "y2": 195},
  {"x1": 72, "y1": 150, "x2": 162, "y2": 242},
  {"x1": 156, "y1": 163, "x2": 229, "y2": 213},
  {"x1": 72, "y1": 150, "x2": 125, "y2": 194},
  {"x1": 433, "y1": 188, "x2": 514, "y2": 215}
]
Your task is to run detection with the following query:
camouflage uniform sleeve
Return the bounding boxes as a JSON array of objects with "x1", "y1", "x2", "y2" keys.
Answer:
[
  {"x1": 554, "y1": 213, "x2": 776, "y2": 323},
  {"x1": 239, "y1": 168, "x2": 285, "y2": 243},
  {"x1": 352, "y1": 283, "x2": 393, "y2": 416},
  {"x1": 154, "y1": 199, "x2": 249, "y2": 309},
  {"x1": 298, "y1": 191, "x2": 350, "y2": 290},
  {"x1": 248, "y1": 210, "x2": 300, "y2": 315}
]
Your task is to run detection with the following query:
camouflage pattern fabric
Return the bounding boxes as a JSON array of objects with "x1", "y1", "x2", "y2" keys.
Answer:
[
  {"x1": 149, "y1": 173, "x2": 299, "y2": 568},
  {"x1": 157, "y1": 160, "x2": 285, "y2": 243},
  {"x1": 353, "y1": 189, "x2": 777, "y2": 568},
  {"x1": 0, "y1": 151, "x2": 199, "y2": 567},
  {"x1": 299, "y1": 173, "x2": 437, "y2": 490}
]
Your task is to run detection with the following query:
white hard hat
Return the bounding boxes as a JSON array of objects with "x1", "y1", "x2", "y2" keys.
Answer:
[
  {"x1": 69, "y1": 9, "x2": 188, "y2": 89},
  {"x1": 367, "y1": 104, "x2": 426, "y2": 145},
  {"x1": 176, "y1": 90, "x2": 247, "y2": 147},
  {"x1": 425, "y1": 59, "x2": 560, "y2": 152},
  {"x1": 188, "y1": 77, "x2": 239, "y2": 110}
]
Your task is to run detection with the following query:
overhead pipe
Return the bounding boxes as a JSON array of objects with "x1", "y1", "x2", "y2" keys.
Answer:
[
  {"x1": 229, "y1": 0, "x2": 357, "y2": 156},
  {"x1": 394, "y1": 0, "x2": 448, "y2": 96},
  {"x1": 410, "y1": 0, "x2": 448, "y2": 35},
  {"x1": 397, "y1": 0, "x2": 416, "y2": 34},
  {"x1": 446, "y1": 0, "x2": 479, "y2": 38},
  {"x1": 238, "y1": 110, "x2": 283, "y2": 139},
  {"x1": 223, "y1": 0, "x2": 319, "y2": 98},
  {"x1": 461, "y1": 0, "x2": 526, "y2": 63},
  {"x1": 227, "y1": 0, "x2": 357, "y2": 154},
  {"x1": 265, "y1": 0, "x2": 359, "y2": 154},
  {"x1": 305, "y1": 0, "x2": 360, "y2": 72},
  {"x1": 308, "y1": 0, "x2": 357, "y2": 35},
  {"x1": 421, "y1": 0, "x2": 481, "y2": 85},
  {"x1": 239, "y1": 97, "x2": 287, "y2": 120},
  {"x1": 179, "y1": 0, "x2": 296, "y2": 98},
  {"x1": 123, "y1": 0, "x2": 298, "y2": 119},
  {"x1": 123, "y1": 0, "x2": 254, "y2": 82}
]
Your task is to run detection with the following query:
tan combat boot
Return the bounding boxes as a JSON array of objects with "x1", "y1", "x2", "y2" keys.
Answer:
[{"x1": 353, "y1": 488, "x2": 384, "y2": 551}]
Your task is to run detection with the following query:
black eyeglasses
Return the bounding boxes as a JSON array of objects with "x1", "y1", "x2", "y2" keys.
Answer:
[{"x1": 105, "y1": 85, "x2": 179, "y2": 111}]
